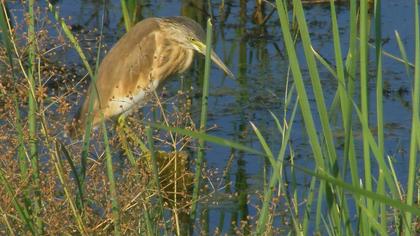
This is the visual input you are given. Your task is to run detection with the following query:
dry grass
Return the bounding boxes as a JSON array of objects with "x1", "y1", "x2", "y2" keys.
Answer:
[{"x1": 0, "y1": 5, "x2": 201, "y2": 234}]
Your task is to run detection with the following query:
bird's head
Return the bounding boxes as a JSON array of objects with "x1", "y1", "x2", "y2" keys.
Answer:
[{"x1": 164, "y1": 16, "x2": 235, "y2": 79}]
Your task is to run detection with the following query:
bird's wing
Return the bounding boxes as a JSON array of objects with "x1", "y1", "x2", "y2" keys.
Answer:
[{"x1": 74, "y1": 18, "x2": 162, "y2": 131}]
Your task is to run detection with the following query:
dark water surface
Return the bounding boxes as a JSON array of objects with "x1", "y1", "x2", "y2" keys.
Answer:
[{"x1": 8, "y1": 0, "x2": 415, "y2": 234}]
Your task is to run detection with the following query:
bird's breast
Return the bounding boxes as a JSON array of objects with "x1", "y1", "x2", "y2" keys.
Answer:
[{"x1": 105, "y1": 78, "x2": 160, "y2": 117}]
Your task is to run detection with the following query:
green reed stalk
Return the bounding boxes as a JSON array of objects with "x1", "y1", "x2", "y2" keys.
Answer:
[
  {"x1": 48, "y1": 7, "x2": 118, "y2": 230},
  {"x1": 0, "y1": 206, "x2": 15, "y2": 236},
  {"x1": 329, "y1": 1, "x2": 360, "y2": 234},
  {"x1": 292, "y1": 1, "x2": 346, "y2": 232},
  {"x1": 90, "y1": 15, "x2": 120, "y2": 233},
  {"x1": 34, "y1": 67, "x2": 90, "y2": 231},
  {"x1": 0, "y1": 4, "x2": 36, "y2": 232},
  {"x1": 373, "y1": 0, "x2": 387, "y2": 229},
  {"x1": 395, "y1": 31, "x2": 412, "y2": 77},
  {"x1": 0, "y1": 2, "x2": 29, "y2": 180},
  {"x1": 256, "y1": 100, "x2": 298, "y2": 234},
  {"x1": 315, "y1": 180, "x2": 324, "y2": 232},
  {"x1": 393, "y1": 35, "x2": 420, "y2": 221},
  {"x1": 360, "y1": 0, "x2": 373, "y2": 219},
  {"x1": 294, "y1": 165, "x2": 420, "y2": 216},
  {"x1": 358, "y1": 1, "x2": 371, "y2": 234},
  {"x1": 328, "y1": 3, "x2": 354, "y2": 232},
  {"x1": 0, "y1": 3, "x2": 12, "y2": 73},
  {"x1": 353, "y1": 102, "x2": 397, "y2": 189},
  {"x1": 405, "y1": 1, "x2": 420, "y2": 234},
  {"x1": 142, "y1": 203, "x2": 154, "y2": 236},
  {"x1": 35, "y1": 86, "x2": 91, "y2": 232},
  {"x1": 27, "y1": 1, "x2": 43, "y2": 233},
  {"x1": 46, "y1": 2, "x2": 94, "y2": 78},
  {"x1": 146, "y1": 127, "x2": 168, "y2": 235},
  {"x1": 0, "y1": 170, "x2": 35, "y2": 234},
  {"x1": 150, "y1": 123, "x2": 264, "y2": 156},
  {"x1": 120, "y1": 0, "x2": 132, "y2": 31},
  {"x1": 79, "y1": 57, "x2": 102, "y2": 189},
  {"x1": 274, "y1": 0, "x2": 326, "y2": 178},
  {"x1": 47, "y1": 1, "x2": 96, "y2": 193},
  {"x1": 345, "y1": 0, "x2": 360, "y2": 192},
  {"x1": 328, "y1": 0, "x2": 349, "y2": 169},
  {"x1": 274, "y1": 1, "x2": 339, "y2": 233},
  {"x1": 190, "y1": 18, "x2": 213, "y2": 222},
  {"x1": 292, "y1": 0, "x2": 337, "y2": 174},
  {"x1": 302, "y1": 176, "x2": 317, "y2": 235},
  {"x1": 101, "y1": 118, "x2": 121, "y2": 235},
  {"x1": 53, "y1": 142, "x2": 88, "y2": 235},
  {"x1": 59, "y1": 141, "x2": 85, "y2": 210}
]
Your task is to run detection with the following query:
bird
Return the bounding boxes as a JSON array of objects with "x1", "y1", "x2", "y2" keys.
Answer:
[{"x1": 68, "y1": 16, "x2": 234, "y2": 138}]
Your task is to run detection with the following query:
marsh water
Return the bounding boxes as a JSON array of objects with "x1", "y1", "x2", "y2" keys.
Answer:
[{"x1": 5, "y1": 0, "x2": 415, "y2": 234}]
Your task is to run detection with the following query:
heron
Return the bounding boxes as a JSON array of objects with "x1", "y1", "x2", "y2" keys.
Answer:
[{"x1": 69, "y1": 16, "x2": 234, "y2": 138}]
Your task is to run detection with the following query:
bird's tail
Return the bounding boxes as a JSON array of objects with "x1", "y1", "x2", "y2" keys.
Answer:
[
  {"x1": 66, "y1": 91, "x2": 94, "y2": 139},
  {"x1": 67, "y1": 87, "x2": 101, "y2": 139},
  {"x1": 66, "y1": 105, "x2": 86, "y2": 140}
]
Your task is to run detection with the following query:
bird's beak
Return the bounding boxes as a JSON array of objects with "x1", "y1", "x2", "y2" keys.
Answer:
[{"x1": 192, "y1": 40, "x2": 235, "y2": 79}]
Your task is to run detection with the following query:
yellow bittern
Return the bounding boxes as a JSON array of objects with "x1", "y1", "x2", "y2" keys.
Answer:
[{"x1": 69, "y1": 16, "x2": 234, "y2": 137}]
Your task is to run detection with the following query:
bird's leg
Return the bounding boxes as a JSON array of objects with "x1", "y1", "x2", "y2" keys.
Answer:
[
  {"x1": 115, "y1": 114, "x2": 127, "y2": 140},
  {"x1": 117, "y1": 114, "x2": 127, "y2": 128},
  {"x1": 115, "y1": 115, "x2": 138, "y2": 166},
  {"x1": 116, "y1": 114, "x2": 150, "y2": 155}
]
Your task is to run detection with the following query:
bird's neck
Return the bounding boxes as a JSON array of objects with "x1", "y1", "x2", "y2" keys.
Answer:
[{"x1": 177, "y1": 48, "x2": 194, "y2": 74}]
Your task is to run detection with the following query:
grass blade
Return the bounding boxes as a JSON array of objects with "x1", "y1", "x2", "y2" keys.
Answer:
[
  {"x1": 101, "y1": 118, "x2": 121, "y2": 235},
  {"x1": 0, "y1": 1, "x2": 29, "y2": 180},
  {"x1": 405, "y1": 0, "x2": 420, "y2": 234},
  {"x1": 256, "y1": 99, "x2": 298, "y2": 234},
  {"x1": 149, "y1": 122, "x2": 264, "y2": 157},
  {"x1": 58, "y1": 141, "x2": 85, "y2": 210},
  {"x1": 360, "y1": 0, "x2": 373, "y2": 216},
  {"x1": 53, "y1": 142, "x2": 88, "y2": 235},
  {"x1": 28, "y1": 1, "x2": 43, "y2": 233},
  {"x1": 373, "y1": 0, "x2": 387, "y2": 229},
  {"x1": 46, "y1": 1, "x2": 94, "y2": 78},
  {"x1": 294, "y1": 165, "x2": 420, "y2": 216},
  {"x1": 120, "y1": 0, "x2": 132, "y2": 31},
  {"x1": 146, "y1": 127, "x2": 168, "y2": 235},
  {"x1": 249, "y1": 122, "x2": 275, "y2": 167},
  {"x1": 190, "y1": 18, "x2": 213, "y2": 222}
]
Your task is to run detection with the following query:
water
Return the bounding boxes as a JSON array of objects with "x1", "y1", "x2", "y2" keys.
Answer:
[{"x1": 4, "y1": 0, "x2": 415, "y2": 234}]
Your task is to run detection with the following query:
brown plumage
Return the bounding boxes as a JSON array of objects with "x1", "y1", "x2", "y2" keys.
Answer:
[{"x1": 68, "y1": 16, "x2": 233, "y2": 138}]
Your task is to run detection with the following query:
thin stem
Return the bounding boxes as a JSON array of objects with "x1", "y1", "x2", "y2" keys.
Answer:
[{"x1": 189, "y1": 18, "x2": 213, "y2": 222}]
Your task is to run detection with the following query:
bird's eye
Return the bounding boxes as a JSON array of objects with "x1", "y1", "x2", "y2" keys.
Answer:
[{"x1": 190, "y1": 37, "x2": 196, "y2": 42}]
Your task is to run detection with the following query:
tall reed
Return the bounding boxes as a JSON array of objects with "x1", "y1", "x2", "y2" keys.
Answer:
[
  {"x1": 146, "y1": 127, "x2": 169, "y2": 235},
  {"x1": 189, "y1": 18, "x2": 213, "y2": 222},
  {"x1": 27, "y1": 0, "x2": 43, "y2": 233},
  {"x1": 405, "y1": 1, "x2": 420, "y2": 234},
  {"x1": 46, "y1": 2, "x2": 95, "y2": 201},
  {"x1": 102, "y1": 118, "x2": 121, "y2": 235},
  {"x1": 0, "y1": 2, "x2": 35, "y2": 233}
]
